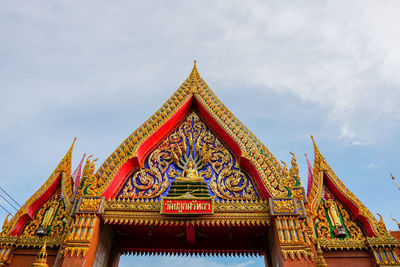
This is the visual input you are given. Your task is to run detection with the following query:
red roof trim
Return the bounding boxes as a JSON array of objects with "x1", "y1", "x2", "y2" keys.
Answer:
[
  {"x1": 11, "y1": 173, "x2": 62, "y2": 236},
  {"x1": 324, "y1": 173, "x2": 376, "y2": 237}
]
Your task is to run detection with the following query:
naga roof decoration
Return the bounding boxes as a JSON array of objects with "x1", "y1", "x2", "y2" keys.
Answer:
[
  {"x1": 0, "y1": 63, "x2": 399, "y2": 267},
  {"x1": 306, "y1": 136, "x2": 390, "y2": 239},
  {"x1": 81, "y1": 62, "x2": 298, "y2": 199},
  {"x1": 115, "y1": 111, "x2": 261, "y2": 201},
  {"x1": 1, "y1": 139, "x2": 76, "y2": 238}
]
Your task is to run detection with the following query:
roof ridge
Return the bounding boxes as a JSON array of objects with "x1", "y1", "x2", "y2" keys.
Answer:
[
  {"x1": 306, "y1": 136, "x2": 383, "y2": 237},
  {"x1": 89, "y1": 63, "x2": 289, "y2": 198},
  {"x1": 3, "y1": 139, "x2": 76, "y2": 236}
]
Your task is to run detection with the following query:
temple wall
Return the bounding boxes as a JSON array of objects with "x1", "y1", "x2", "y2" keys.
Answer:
[
  {"x1": 8, "y1": 247, "x2": 58, "y2": 267},
  {"x1": 324, "y1": 250, "x2": 374, "y2": 267},
  {"x1": 92, "y1": 224, "x2": 118, "y2": 267},
  {"x1": 391, "y1": 230, "x2": 400, "y2": 258}
]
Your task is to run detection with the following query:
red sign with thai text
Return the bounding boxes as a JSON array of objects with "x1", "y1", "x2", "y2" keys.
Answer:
[{"x1": 161, "y1": 198, "x2": 213, "y2": 215}]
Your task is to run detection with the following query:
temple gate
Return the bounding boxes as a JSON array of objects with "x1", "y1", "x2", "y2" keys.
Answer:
[{"x1": 0, "y1": 62, "x2": 399, "y2": 266}]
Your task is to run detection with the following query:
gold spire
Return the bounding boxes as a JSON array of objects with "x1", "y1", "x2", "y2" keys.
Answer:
[
  {"x1": 1, "y1": 138, "x2": 77, "y2": 237},
  {"x1": 311, "y1": 135, "x2": 321, "y2": 160},
  {"x1": 315, "y1": 240, "x2": 327, "y2": 267},
  {"x1": 188, "y1": 60, "x2": 201, "y2": 93},
  {"x1": 31, "y1": 239, "x2": 48, "y2": 267},
  {"x1": 59, "y1": 137, "x2": 76, "y2": 173}
]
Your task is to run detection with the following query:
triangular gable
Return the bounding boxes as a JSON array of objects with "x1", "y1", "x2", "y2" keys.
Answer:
[
  {"x1": 1, "y1": 139, "x2": 76, "y2": 237},
  {"x1": 306, "y1": 136, "x2": 389, "y2": 238},
  {"x1": 81, "y1": 62, "x2": 297, "y2": 200},
  {"x1": 112, "y1": 111, "x2": 261, "y2": 200}
]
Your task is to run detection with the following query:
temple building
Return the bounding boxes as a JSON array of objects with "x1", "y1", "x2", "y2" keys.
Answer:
[{"x1": 0, "y1": 62, "x2": 399, "y2": 266}]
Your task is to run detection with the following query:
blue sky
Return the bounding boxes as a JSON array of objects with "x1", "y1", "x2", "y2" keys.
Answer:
[{"x1": 1, "y1": 1, "x2": 400, "y2": 266}]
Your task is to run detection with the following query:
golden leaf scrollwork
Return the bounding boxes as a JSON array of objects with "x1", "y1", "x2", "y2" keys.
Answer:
[
  {"x1": 315, "y1": 202, "x2": 331, "y2": 239},
  {"x1": 79, "y1": 198, "x2": 101, "y2": 212},
  {"x1": 20, "y1": 192, "x2": 67, "y2": 238},
  {"x1": 0, "y1": 215, "x2": 11, "y2": 237},
  {"x1": 272, "y1": 199, "x2": 295, "y2": 214},
  {"x1": 375, "y1": 213, "x2": 389, "y2": 237},
  {"x1": 337, "y1": 202, "x2": 364, "y2": 238},
  {"x1": 80, "y1": 155, "x2": 100, "y2": 196},
  {"x1": 119, "y1": 112, "x2": 258, "y2": 200},
  {"x1": 315, "y1": 190, "x2": 365, "y2": 239}
]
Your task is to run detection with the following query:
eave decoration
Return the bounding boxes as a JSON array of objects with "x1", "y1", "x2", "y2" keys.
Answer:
[
  {"x1": 0, "y1": 62, "x2": 398, "y2": 266},
  {"x1": 0, "y1": 139, "x2": 77, "y2": 267},
  {"x1": 79, "y1": 62, "x2": 301, "y2": 200},
  {"x1": 306, "y1": 137, "x2": 399, "y2": 265}
]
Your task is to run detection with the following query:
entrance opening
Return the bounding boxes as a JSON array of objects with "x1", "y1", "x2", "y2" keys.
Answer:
[
  {"x1": 118, "y1": 254, "x2": 265, "y2": 267},
  {"x1": 107, "y1": 223, "x2": 270, "y2": 266}
]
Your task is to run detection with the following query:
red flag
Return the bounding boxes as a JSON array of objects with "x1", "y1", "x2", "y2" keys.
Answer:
[
  {"x1": 305, "y1": 153, "x2": 313, "y2": 197},
  {"x1": 72, "y1": 154, "x2": 86, "y2": 191}
]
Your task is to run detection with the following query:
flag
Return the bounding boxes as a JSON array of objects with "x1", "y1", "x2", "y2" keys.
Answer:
[
  {"x1": 72, "y1": 154, "x2": 86, "y2": 192},
  {"x1": 305, "y1": 153, "x2": 313, "y2": 197}
]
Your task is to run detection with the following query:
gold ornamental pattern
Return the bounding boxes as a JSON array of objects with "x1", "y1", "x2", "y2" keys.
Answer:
[
  {"x1": 315, "y1": 189, "x2": 364, "y2": 239},
  {"x1": 119, "y1": 112, "x2": 258, "y2": 200},
  {"x1": 20, "y1": 192, "x2": 67, "y2": 238}
]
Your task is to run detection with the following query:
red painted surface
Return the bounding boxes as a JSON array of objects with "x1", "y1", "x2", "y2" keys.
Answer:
[
  {"x1": 11, "y1": 173, "x2": 62, "y2": 236},
  {"x1": 136, "y1": 97, "x2": 192, "y2": 166},
  {"x1": 161, "y1": 199, "x2": 212, "y2": 214},
  {"x1": 324, "y1": 250, "x2": 374, "y2": 267},
  {"x1": 194, "y1": 97, "x2": 241, "y2": 157},
  {"x1": 391, "y1": 231, "x2": 400, "y2": 257},
  {"x1": 324, "y1": 173, "x2": 376, "y2": 237},
  {"x1": 241, "y1": 157, "x2": 272, "y2": 199},
  {"x1": 195, "y1": 97, "x2": 273, "y2": 198},
  {"x1": 185, "y1": 224, "x2": 195, "y2": 245},
  {"x1": 102, "y1": 97, "x2": 193, "y2": 199},
  {"x1": 9, "y1": 248, "x2": 58, "y2": 267},
  {"x1": 114, "y1": 224, "x2": 267, "y2": 255},
  {"x1": 103, "y1": 95, "x2": 273, "y2": 200},
  {"x1": 103, "y1": 157, "x2": 139, "y2": 199}
]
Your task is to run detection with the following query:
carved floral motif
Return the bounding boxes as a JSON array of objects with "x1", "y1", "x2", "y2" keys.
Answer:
[
  {"x1": 119, "y1": 112, "x2": 258, "y2": 200},
  {"x1": 315, "y1": 188, "x2": 364, "y2": 239},
  {"x1": 20, "y1": 192, "x2": 67, "y2": 238},
  {"x1": 272, "y1": 199, "x2": 295, "y2": 214}
]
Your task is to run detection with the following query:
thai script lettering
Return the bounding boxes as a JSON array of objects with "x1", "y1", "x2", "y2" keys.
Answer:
[{"x1": 163, "y1": 200, "x2": 212, "y2": 213}]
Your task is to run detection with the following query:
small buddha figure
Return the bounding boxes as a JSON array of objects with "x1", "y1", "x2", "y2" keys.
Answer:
[
  {"x1": 167, "y1": 159, "x2": 210, "y2": 198},
  {"x1": 175, "y1": 161, "x2": 203, "y2": 182},
  {"x1": 324, "y1": 193, "x2": 346, "y2": 237}
]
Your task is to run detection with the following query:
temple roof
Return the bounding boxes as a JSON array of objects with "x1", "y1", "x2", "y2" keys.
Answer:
[
  {"x1": 87, "y1": 62, "x2": 292, "y2": 199},
  {"x1": 2, "y1": 139, "x2": 75, "y2": 236},
  {"x1": 306, "y1": 136, "x2": 388, "y2": 237}
]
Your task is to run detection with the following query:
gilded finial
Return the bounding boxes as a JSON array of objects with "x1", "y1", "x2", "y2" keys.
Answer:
[
  {"x1": 391, "y1": 215, "x2": 400, "y2": 230},
  {"x1": 315, "y1": 240, "x2": 327, "y2": 267},
  {"x1": 31, "y1": 239, "x2": 48, "y2": 267},
  {"x1": 311, "y1": 135, "x2": 323, "y2": 161},
  {"x1": 59, "y1": 138, "x2": 77, "y2": 173},
  {"x1": 187, "y1": 60, "x2": 201, "y2": 93},
  {"x1": 391, "y1": 173, "x2": 400, "y2": 191}
]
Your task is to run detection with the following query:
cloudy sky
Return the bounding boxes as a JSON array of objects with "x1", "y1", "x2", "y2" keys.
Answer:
[{"x1": 1, "y1": 1, "x2": 400, "y2": 266}]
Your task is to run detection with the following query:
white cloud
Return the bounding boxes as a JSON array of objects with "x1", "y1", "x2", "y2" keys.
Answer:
[
  {"x1": 0, "y1": 0, "x2": 400, "y2": 239},
  {"x1": 1, "y1": 0, "x2": 400, "y2": 146}
]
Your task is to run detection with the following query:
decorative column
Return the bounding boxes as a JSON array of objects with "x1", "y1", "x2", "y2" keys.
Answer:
[
  {"x1": 31, "y1": 240, "x2": 48, "y2": 267},
  {"x1": 368, "y1": 237, "x2": 400, "y2": 266},
  {"x1": 268, "y1": 197, "x2": 315, "y2": 267},
  {"x1": 56, "y1": 197, "x2": 105, "y2": 267},
  {"x1": 0, "y1": 245, "x2": 13, "y2": 266}
]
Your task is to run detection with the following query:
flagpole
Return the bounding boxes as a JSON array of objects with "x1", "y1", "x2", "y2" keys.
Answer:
[{"x1": 391, "y1": 173, "x2": 400, "y2": 191}]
